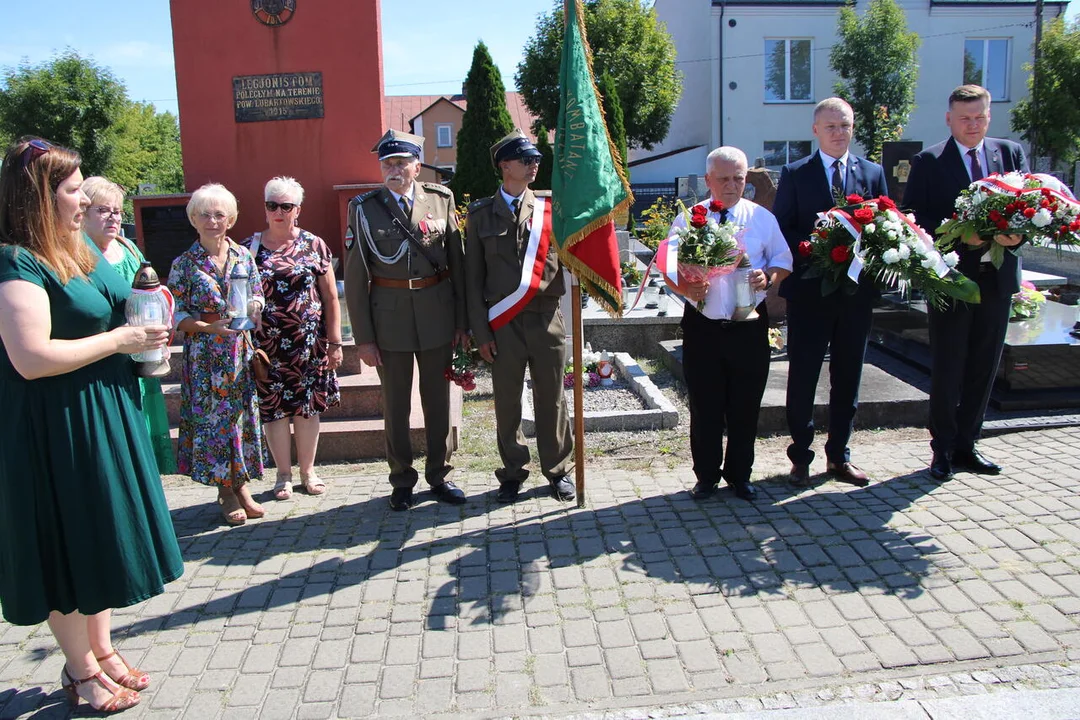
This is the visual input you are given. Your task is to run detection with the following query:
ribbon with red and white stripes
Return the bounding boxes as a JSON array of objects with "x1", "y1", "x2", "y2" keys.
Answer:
[
  {"x1": 975, "y1": 173, "x2": 1080, "y2": 207},
  {"x1": 488, "y1": 196, "x2": 553, "y2": 331}
]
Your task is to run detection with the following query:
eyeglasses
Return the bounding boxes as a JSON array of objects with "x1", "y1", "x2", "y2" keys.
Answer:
[
  {"x1": 19, "y1": 139, "x2": 52, "y2": 169},
  {"x1": 265, "y1": 201, "x2": 297, "y2": 213},
  {"x1": 92, "y1": 206, "x2": 123, "y2": 219},
  {"x1": 199, "y1": 211, "x2": 228, "y2": 222},
  {"x1": 518, "y1": 157, "x2": 542, "y2": 166}
]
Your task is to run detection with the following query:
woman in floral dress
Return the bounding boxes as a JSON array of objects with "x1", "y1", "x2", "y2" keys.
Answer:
[
  {"x1": 168, "y1": 183, "x2": 266, "y2": 525},
  {"x1": 244, "y1": 177, "x2": 341, "y2": 500}
]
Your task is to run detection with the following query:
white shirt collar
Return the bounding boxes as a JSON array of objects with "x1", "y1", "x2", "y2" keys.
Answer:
[
  {"x1": 819, "y1": 150, "x2": 850, "y2": 167},
  {"x1": 388, "y1": 184, "x2": 416, "y2": 205},
  {"x1": 955, "y1": 139, "x2": 984, "y2": 156},
  {"x1": 499, "y1": 187, "x2": 525, "y2": 210}
]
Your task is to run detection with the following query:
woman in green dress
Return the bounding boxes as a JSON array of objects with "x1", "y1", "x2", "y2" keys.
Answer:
[
  {"x1": 0, "y1": 137, "x2": 184, "y2": 713},
  {"x1": 81, "y1": 176, "x2": 177, "y2": 473}
]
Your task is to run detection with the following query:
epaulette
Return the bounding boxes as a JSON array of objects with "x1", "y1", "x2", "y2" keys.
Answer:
[
  {"x1": 351, "y1": 189, "x2": 379, "y2": 204},
  {"x1": 422, "y1": 182, "x2": 453, "y2": 197},
  {"x1": 467, "y1": 197, "x2": 495, "y2": 214},
  {"x1": 533, "y1": 189, "x2": 552, "y2": 198}
]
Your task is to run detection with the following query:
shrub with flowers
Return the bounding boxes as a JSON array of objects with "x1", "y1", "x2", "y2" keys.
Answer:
[
  {"x1": 444, "y1": 343, "x2": 480, "y2": 391},
  {"x1": 1010, "y1": 280, "x2": 1046, "y2": 320},
  {"x1": 937, "y1": 172, "x2": 1080, "y2": 268},
  {"x1": 801, "y1": 194, "x2": 981, "y2": 308}
]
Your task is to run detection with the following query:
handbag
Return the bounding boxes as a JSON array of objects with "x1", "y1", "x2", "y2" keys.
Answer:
[{"x1": 242, "y1": 331, "x2": 271, "y2": 383}]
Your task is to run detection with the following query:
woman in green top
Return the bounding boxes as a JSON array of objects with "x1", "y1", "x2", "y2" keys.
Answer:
[{"x1": 81, "y1": 177, "x2": 177, "y2": 473}]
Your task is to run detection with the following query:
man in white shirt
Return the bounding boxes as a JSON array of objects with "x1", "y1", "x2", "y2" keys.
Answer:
[{"x1": 664, "y1": 146, "x2": 792, "y2": 501}]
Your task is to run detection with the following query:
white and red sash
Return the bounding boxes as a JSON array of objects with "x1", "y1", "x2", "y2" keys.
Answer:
[{"x1": 488, "y1": 196, "x2": 554, "y2": 330}]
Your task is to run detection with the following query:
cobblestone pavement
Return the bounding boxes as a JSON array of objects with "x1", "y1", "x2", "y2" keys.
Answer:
[{"x1": 2, "y1": 426, "x2": 1080, "y2": 719}]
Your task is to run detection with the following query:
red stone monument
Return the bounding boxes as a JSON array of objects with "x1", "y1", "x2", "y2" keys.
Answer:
[{"x1": 135, "y1": 0, "x2": 385, "y2": 271}]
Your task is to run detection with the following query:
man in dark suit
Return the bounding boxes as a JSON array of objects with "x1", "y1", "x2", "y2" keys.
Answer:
[
  {"x1": 902, "y1": 84, "x2": 1027, "y2": 481},
  {"x1": 774, "y1": 97, "x2": 889, "y2": 488}
]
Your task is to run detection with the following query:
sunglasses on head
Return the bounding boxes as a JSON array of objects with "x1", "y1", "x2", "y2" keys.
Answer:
[
  {"x1": 19, "y1": 139, "x2": 53, "y2": 169},
  {"x1": 265, "y1": 201, "x2": 297, "y2": 212}
]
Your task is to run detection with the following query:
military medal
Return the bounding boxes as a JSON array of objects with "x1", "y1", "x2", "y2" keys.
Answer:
[{"x1": 419, "y1": 220, "x2": 429, "y2": 234}]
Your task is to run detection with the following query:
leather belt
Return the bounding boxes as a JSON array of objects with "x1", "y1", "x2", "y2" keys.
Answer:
[{"x1": 372, "y1": 269, "x2": 449, "y2": 290}]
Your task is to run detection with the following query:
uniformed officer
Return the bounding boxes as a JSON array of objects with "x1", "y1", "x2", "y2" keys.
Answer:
[
  {"x1": 343, "y1": 130, "x2": 469, "y2": 510},
  {"x1": 465, "y1": 129, "x2": 575, "y2": 503}
]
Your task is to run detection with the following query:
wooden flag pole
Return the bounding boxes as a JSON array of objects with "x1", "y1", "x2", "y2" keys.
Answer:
[{"x1": 571, "y1": 274, "x2": 586, "y2": 507}]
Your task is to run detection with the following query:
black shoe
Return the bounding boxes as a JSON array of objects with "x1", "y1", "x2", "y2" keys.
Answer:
[
  {"x1": 929, "y1": 454, "x2": 953, "y2": 481},
  {"x1": 549, "y1": 476, "x2": 576, "y2": 502},
  {"x1": 789, "y1": 463, "x2": 811, "y2": 487},
  {"x1": 952, "y1": 448, "x2": 1001, "y2": 475},
  {"x1": 430, "y1": 480, "x2": 467, "y2": 505},
  {"x1": 730, "y1": 482, "x2": 757, "y2": 502},
  {"x1": 496, "y1": 481, "x2": 522, "y2": 503},
  {"x1": 690, "y1": 481, "x2": 718, "y2": 500},
  {"x1": 389, "y1": 487, "x2": 414, "y2": 511},
  {"x1": 826, "y1": 461, "x2": 871, "y2": 487}
]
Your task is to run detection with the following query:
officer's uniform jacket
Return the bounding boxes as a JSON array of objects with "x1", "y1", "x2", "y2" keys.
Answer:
[
  {"x1": 344, "y1": 183, "x2": 466, "y2": 352},
  {"x1": 465, "y1": 188, "x2": 564, "y2": 346}
]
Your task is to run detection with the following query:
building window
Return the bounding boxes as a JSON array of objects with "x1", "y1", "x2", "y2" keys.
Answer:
[
  {"x1": 764, "y1": 39, "x2": 812, "y2": 103},
  {"x1": 963, "y1": 39, "x2": 1010, "y2": 101},
  {"x1": 436, "y1": 124, "x2": 453, "y2": 148},
  {"x1": 763, "y1": 140, "x2": 812, "y2": 168}
]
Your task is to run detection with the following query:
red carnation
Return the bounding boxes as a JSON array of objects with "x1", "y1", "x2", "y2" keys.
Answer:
[
  {"x1": 1040, "y1": 198, "x2": 1050, "y2": 208},
  {"x1": 876, "y1": 196, "x2": 897, "y2": 210},
  {"x1": 1023, "y1": 207, "x2": 1036, "y2": 219},
  {"x1": 1062, "y1": 226, "x2": 1070, "y2": 234},
  {"x1": 996, "y1": 220, "x2": 1010, "y2": 230},
  {"x1": 1042, "y1": 188, "x2": 1053, "y2": 197},
  {"x1": 846, "y1": 194, "x2": 865, "y2": 204},
  {"x1": 798, "y1": 241, "x2": 813, "y2": 257},
  {"x1": 830, "y1": 245, "x2": 851, "y2": 263},
  {"x1": 709, "y1": 199, "x2": 725, "y2": 213},
  {"x1": 690, "y1": 215, "x2": 707, "y2": 228},
  {"x1": 1070, "y1": 221, "x2": 1080, "y2": 231},
  {"x1": 853, "y1": 207, "x2": 875, "y2": 223}
]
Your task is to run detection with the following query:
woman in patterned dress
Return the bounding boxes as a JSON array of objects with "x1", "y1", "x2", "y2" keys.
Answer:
[
  {"x1": 168, "y1": 183, "x2": 266, "y2": 525},
  {"x1": 244, "y1": 177, "x2": 341, "y2": 500},
  {"x1": 80, "y1": 176, "x2": 177, "y2": 473}
]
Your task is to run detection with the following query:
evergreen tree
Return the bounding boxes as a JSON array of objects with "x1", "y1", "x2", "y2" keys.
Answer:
[
  {"x1": 450, "y1": 42, "x2": 514, "y2": 202},
  {"x1": 598, "y1": 71, "x2": 628, "y2": 176},
  {"x1": 533, "y1": 125, "x2": 554, "y2": 190}
]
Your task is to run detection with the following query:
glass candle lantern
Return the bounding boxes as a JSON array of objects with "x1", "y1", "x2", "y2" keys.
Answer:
[
  {"x1": 337, "y1": 279, "x2": 353, "y2": 341},
  {"x1": 732, "y1": 254, "x2": 760, "y2": 322},
  {"x1": 657, "y1": 286, "x2": 669, "y2": 316},
  {"x1": 227, "y1": 264, "x2": 257, "y2": 331},
  {"x1": 125, "y1": 261, "x2": 173, "y2": 377},
  {"x1": 644, "y1": 277, "x2": 660, "y2": 309}
]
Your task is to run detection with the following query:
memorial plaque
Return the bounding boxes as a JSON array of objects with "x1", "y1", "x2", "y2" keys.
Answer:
[
  {"x1": 139, "y1": 203, "x2": 196, "y2": 278},
  {"x1": 882, "y1": 141, "x2": 923, "y2": 202},
  {"x1": 233, "y1": 72, "x2": 324, "y2": 123}
]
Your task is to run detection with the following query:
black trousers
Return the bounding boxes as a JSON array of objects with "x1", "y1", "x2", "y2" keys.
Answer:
[
  {"x1": 785, "y1": 294, "x2": 873, "y2": 466},
  {"x1": 681, "y1": 304, "x2": 771, "y2": 488},
  {"x1": 927, "y1": 270, "x2": 1012, "y2": 457}
]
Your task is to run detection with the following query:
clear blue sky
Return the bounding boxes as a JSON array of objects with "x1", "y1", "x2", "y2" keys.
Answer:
[
  {"x1": 2, "y1": 0, "x2": 1075, "y2": 118},
  {"x1": 0, "y1": 0, "x2": 561, "y2": 117}
]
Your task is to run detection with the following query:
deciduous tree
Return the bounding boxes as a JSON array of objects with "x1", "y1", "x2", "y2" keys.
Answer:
[
  {"x1": 1012, "y1": 18, "x2": 1080, "y2": 168},
  {"x1": 829, "y1": 0, "x2": 920, "y2": 162},
  {"x1": 516, "y1": 0, "x2": 680, "y2": 151}
]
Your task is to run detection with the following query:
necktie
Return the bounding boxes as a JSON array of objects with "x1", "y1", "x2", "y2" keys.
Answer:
[
  {"x1": 831, "y1": 159, "x2": 844, "y2": 197},
  {"x1": 968, "y1": 148, "x2": 984, "y2": 181},
  {"x1": 511, "y1": 198, "x2": 520, "y2": 218},
  {"x1": 718, "y1": 208, "x2": 729, "y2": 224},
  {"x1": 399, "y1": 196, "x2": 411, "y2": 216}
]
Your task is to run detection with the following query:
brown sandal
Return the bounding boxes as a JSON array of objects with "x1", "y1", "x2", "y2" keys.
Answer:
[
  {"x1": 96, "y1": 650, "x2": 150, "y2": 691},
  {"x1": 61, "y1": 666, "x2": 140, "y2": 713},
  {"x1": 234, "y1": 484, "x2": 265, "y2": 518},
  {"x1": 218, "y1": 491, "x2": 246, "y2": 526}
]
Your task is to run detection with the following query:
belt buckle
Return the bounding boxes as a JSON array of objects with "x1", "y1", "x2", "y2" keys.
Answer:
[{"x1": 408, "y1": 276, "x2": 423, "y2": 290}]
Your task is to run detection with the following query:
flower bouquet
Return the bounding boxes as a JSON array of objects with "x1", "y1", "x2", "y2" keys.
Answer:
[
  {"x1": 444, "y1": 343, "x2": 480, "y2": 391},
  {"x1": 563, "y1": 348, "x2": 602, "y2": 389},
  {"x1": 661, "y1": 199, "x2": 744, "y2": 309},
  {"x1": 800, "y1": 194, "x2": 981, "y2": 308},
  {"x1": 937, "y1": 172, "x2": 1080, "y2": 268},
  {"x1": 1010, "y1": 280, "x2": 1046, "y2": 320}
]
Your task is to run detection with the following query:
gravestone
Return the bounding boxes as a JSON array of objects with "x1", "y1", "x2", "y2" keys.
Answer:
[{"x1": 882, "y1": 141, "x2": 923, "y2": 202}]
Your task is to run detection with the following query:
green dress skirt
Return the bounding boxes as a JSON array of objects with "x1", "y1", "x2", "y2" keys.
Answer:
[
  {"x1": 0, "y1": 245, "x2": 183, "y2": 625},
  {"x1": 90, "y1": 235, "x2": 178, "y2": 473}
]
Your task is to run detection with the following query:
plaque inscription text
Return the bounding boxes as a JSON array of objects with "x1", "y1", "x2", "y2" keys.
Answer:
[{"x1": 233, "y1": 72, "x2": 323, "y2": 123}]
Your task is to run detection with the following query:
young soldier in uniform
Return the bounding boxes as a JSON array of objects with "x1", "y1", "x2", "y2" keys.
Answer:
[
  {"x1": 465, "y1": 129, "x2": 575, "y2": 503},
  {"x1": 343, "y1": 130, "x2": 469, "y2": 510}
]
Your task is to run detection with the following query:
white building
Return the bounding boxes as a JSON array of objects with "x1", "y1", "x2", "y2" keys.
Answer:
[{"x1": 630, "y1": 0, "x2": 1069, "y2": 183}]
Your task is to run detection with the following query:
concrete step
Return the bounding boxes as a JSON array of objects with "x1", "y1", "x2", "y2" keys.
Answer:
[
  {"x1": 165, "y1": 376, "x2": 462, "y2": 464},
  {"x1": 163, "y1": 370, "x2": 383, "y2": 424},
  {"x1": 159, "y1": 337, "x2": 365, "y2": 382}
]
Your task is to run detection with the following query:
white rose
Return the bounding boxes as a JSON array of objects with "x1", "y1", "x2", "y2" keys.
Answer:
[
  {"x1": 906, "y1": 213, "x2": 917, "y2": 224},
  {"x1": 898, "y1": 244, "x2": 911, "y2": 260},
  {"x1": 971, "y1": 191, "x2": 988, "y2": 205},
  {"x1": 944, "y1": 251, "x2": 959, "y2": 268},
  {"x1": 921, "y1": 257, "x2": 935, "y2": 269},
  {"x1": 886, "y1": 230, "x2": 899, "y2": 241},
  {"x1": 1032, "y1": 208, "x2": 1053, "y2": 228},
  {"x1": 863, "y1": 223, "x2": 876, "y2": 234},
  {"x1": 886, "y1": 210, "x2": 900, "y2": 222},
  {"x1": 882, "y1": 248, "x2": 901, "y2": 265}
]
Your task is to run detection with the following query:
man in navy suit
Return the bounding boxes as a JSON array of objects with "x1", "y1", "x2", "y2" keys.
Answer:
[
  {"x1": 902, "y1": 84, "x2": 1027, "y2": 481},
  {"x1": 773, "y1": 97, "x2": 889, "y2": 488}
]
